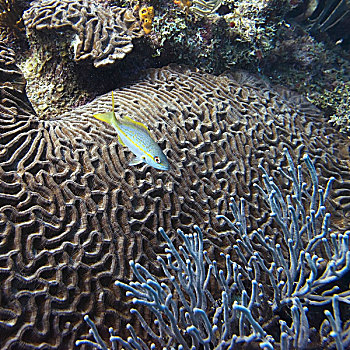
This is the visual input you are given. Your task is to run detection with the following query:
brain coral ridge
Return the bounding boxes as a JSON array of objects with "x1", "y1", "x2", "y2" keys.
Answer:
[
  {"x1": 23, "y1": 0, "x2": 143, "y2": 67},
  {"x1": 0, "y1": 55, "x2": 350, "y2": 348}
]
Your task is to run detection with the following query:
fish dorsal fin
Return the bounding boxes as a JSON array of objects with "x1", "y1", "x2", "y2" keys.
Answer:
[
  {"x1": 122, "y1": 116, "x2": 150, "y2": 134},
  {"x1": 111, "y1": 90, "x2": 115, "y2": 111}
]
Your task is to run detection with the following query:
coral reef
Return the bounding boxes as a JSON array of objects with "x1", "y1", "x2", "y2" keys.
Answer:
[
  {"x1": 22, "y1": 0, "x2": 144, "y2": 67},
  {"x1": 1, "y1": 0, "x2": 349, "y2": 348},
  {"x1": 127, "y1": 0, "x2": 289, "y2": 73},
  {"x1": 77, "y1": 150, "x2": 350, "y2": 349},
  {"x1": 1, "y1": 51, "x2": 350, "y2": 348},
  {"x1": 249, "y1": 3, "x2": 350, "y2": 134},
  {"x1": 142, "y1": 0, "x2": 350, "y2": 131},
  {"x1": 13, "y1": 0, "x2": 348, "y2": 132},
  {"x1": 261, "y1": 23, "x2": 350, "y2": 134}
]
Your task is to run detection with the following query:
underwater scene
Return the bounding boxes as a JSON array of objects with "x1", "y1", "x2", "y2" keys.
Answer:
[{"x1": 0, "y1": 0, "x2": 350, "y2": 349}]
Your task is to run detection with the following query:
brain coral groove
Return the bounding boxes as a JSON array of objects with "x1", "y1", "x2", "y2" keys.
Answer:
[{"x1": 1, "y1": 55, "x2": 350, "y2": 348}]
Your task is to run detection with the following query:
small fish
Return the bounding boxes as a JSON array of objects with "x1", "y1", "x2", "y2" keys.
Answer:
[{"x1": 93, "y1": 92, "x2": 170, "y2": 171}]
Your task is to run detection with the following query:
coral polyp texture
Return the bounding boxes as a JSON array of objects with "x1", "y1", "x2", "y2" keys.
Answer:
[
  {"x1": 0, "y1": 49, "x2": 350, "y2": 349},
  {"x1": 22, "y1": 0, "x2": 143, "y2": 67}
]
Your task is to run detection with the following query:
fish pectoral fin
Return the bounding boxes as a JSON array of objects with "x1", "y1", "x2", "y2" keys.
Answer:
[
  {"x1": 93, "y1": 111, "x2": 116, "y2": 125},
  {"x1": 117, "y1": 135, "x2": 125, "y2": 146},
  {"x1": 129, "y1": 156, "x2": 145, "y2": 166}
]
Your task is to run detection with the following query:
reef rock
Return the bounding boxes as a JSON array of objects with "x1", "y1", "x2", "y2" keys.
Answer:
[
  {"x1": 23, "y1": 0, "x2": 143, "y2": 68},
  {"x1": 0, "y1": 52, "x2": 349, "y2": 348}
]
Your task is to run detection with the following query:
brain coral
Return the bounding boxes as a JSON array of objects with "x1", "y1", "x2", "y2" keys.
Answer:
[
  {"x1": 22, "y1": 0, "x2": 143, "y2": 67},
  {"x1": 0, "y1": 48, "x2": 350, "y2": 348}
]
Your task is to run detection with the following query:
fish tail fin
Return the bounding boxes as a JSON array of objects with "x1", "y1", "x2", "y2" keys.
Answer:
[
  {"x1": 93, "y1": 111, "x2": 116, "y2": 125},
  {"x1": 93, "y1": 91, "x2": 117, "y2": 125}
]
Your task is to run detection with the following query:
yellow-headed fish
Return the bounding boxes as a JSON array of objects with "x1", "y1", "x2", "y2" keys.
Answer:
[{"x1": 93, "y1": 92, "x2": 170, "y2": 171}]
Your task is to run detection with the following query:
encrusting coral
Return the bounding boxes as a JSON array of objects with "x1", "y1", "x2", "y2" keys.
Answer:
[
  {"x1": 1, "y1": 39, "x2": 350, "y2": 349},
  {"x1": 22, "y1": 0, "x2": 144, "y2": 67}
]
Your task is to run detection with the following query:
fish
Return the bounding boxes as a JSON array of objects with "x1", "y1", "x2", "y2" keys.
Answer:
[{"x1": 93, "y1": 92, "x2": 170, "y2": 171}]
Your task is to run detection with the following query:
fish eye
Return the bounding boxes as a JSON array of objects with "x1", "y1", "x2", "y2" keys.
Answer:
[{"x1": 154, "y1": 156, "x2": 161, "y2": 163}]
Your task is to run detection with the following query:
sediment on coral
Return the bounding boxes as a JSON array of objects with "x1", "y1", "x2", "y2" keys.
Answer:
[
  {"x1": 22, "y1": 0, "x2": 143, "y2": 67},
  {"x1": 1, "y1": 46, "x2": 350, "y2": 349}
]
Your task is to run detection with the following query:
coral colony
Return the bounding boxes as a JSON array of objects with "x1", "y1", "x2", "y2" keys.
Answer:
[
  {"x1": 76, "y1": 149, "x2": 350, "y2": 349},
  {"x1": 23, "y1": 0, "x2": 144, "y2": 68},
  {"x1": 1, "y1": 0, "x2": 350, "y2": 348}
]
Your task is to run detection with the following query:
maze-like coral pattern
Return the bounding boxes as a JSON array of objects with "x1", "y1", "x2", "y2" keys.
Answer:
[
  {"x1": 0, "y1": 61, "x2": 349, "y2": 349},
  {"x1": 23, "y1": 0, "x2": 143, "y2": 67}
]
